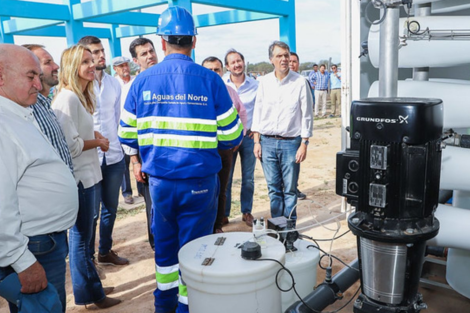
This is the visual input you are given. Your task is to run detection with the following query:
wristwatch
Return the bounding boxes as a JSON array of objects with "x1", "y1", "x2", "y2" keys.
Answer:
[{"x1": 302, "y1": 139, "x2": 309, "y2": 146}]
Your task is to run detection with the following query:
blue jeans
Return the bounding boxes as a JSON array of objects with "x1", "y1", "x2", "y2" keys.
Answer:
[
  {"x1": 225, "y1": 134, "x2": 256, "y2": 216},
  {"x1": 150, "y1": 175, "x2": 218, "y2": 313},
  {"x1": 71, "y1": 182, "x2": 105, "y2": 305},
  {"x1": 91, "y1": 156, "x2": 125, "y2": 256},
  {"x1": 121, "y1": 154, "x2": 144, "y2": 197},
  {"x1": 260, "y1": 135, "x2": 301, "y2": 220},
  {"x1": 0, "y1": 231, "x2": 68, "y2": 313}
]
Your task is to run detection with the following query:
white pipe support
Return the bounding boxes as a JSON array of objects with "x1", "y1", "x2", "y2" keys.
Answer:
[{"x1": 427, "y1": 203, "x2": 470, "y2": 250}]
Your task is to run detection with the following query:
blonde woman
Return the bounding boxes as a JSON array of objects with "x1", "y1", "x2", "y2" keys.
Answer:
[{"x1": 52, "y1": 45, "x2": 120, "y2": 309}]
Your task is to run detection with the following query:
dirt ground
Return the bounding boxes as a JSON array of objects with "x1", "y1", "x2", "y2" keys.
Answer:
[{"x1": 2, "y1": 116, "x2": 470, "y2": 313}]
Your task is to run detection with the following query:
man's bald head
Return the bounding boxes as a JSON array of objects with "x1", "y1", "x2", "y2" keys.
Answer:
[{"x1": 0, "y1": 44, "x2": 42, "y2": 107}]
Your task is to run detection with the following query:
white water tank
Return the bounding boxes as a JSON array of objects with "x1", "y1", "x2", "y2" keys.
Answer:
[
  {"x1": 178, "y1": 232, "x2": 286, "y2": 313},
  {"x1": 280, "y1": 239, "x2": 320, "y2": 312}
]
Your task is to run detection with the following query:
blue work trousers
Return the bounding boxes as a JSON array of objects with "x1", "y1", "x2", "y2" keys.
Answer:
[
  {"x1": 70, "y1": 182, "x2": 105, "y2": 305},
  {"x1": 0, "y1": 231, "x2": 68, "y2": 313},
  {"x1": 225, "y1": 134, "x2": 256, "y2": 216},
  {"x1": 150, "y1": 174, "x2": 218, "y2": 313},
  {"x1": 260, "y1": 135, "x2": 301, "y2": 220},
  {"x1": 91, "y1": 156, "x2": 125, "y2": 257}
]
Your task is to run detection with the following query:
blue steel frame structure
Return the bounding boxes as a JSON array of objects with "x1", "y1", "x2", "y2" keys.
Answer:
[{"x1": 0, "y1": 0, "x2": 296, "y2": 59}]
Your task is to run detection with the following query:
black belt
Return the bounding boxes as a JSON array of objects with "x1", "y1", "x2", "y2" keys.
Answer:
[
  {"x1": 262, "y1": 134, "x2": 297, "y2": 140},
  {"x1": 331, "y1": 88, "x2": 341, "y2": 90},
  {"x1": 317, "y1": 89, "x2": 328, "y2": 91}
]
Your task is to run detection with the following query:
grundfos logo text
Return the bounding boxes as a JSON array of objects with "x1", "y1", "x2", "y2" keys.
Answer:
[{"x1": 356, "y1": 115, "x2": 409, "y2": 124}]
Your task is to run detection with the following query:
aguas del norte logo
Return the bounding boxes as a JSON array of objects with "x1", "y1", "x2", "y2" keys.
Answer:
[{"x1": 356, "y1": 115, "x2": 409, "y2": 124}]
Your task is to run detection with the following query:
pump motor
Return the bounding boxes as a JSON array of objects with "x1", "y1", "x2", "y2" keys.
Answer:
[{"x1": 336, "y1": 97, "x2": 443, "y2": 313}]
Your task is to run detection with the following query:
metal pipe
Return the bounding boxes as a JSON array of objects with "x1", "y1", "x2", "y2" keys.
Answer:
[
  {"x1": 378, "y1": 6, "x2": 400, "y2": 97},
  {"x1": 413, "y1": 3, "x2": 431, "y2": 81},
  {"x1": 284, "y1": 259, "x2": 360, "y2": 313},
  {"x1": 413, "y1": 67, "x2": 430, "y2": 81},
  {"x1": 414, "y1": 3, "x2": 432, "y2": 16}
]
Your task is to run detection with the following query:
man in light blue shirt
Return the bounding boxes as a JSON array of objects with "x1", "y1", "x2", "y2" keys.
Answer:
[{"x1": 329, "y1": 64, "x2": 342, "y2": 117}]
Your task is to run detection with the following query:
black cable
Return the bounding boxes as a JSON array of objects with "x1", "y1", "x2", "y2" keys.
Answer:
[
  {"x1": 307, "y1": 245, "x2": 360, "y2": 272},
  {"x1": 252, "y1": 258, "x2": 321, "y2": 312},
  {"x1": 365, "y1": 0, "x2": 387, "y2": 25},
  {"x1": 319, "y1": 254, "x2": 333, "y2": 270},
  {"x1": 404, "y1": 3, "x2": 428, "y2": 37},
  {"x1": 407, "y1": 20, "x2": 428, "y2": 36},
  {"x1": 300, "y1": 235, "x2": 320, "y2": 248},
  {"x1": 251, "y1": 258, "x2": 360, "y2": 313},
  {"x1": 300, "y1": 230, "x2": 351, "y2": 242}
]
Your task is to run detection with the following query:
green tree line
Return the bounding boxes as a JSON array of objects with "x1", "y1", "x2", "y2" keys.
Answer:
[
  {"x1": 106, "y1": 60, "x2": 341, "y2": 76},
  {"x1": 246, "y1": 60, "x2": 341, "y2": 74}
]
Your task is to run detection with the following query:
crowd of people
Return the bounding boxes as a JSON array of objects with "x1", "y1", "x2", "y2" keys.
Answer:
[
  {"x1": 0, "y1": 5, "x2": 318, "y2": 313},
  {"x1": 307, "y1": 62, "x2": 342, "y2": 118}
]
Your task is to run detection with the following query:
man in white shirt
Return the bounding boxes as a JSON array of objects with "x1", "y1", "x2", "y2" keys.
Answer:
[
  {"x1": 0, "y1": 44, "x2": 78, "y2": 312},
  {"x1": 223, "y1": 49, "x2": 259, "y2": 226},
  {"x1": 78, "y1": 36, "x2": 128, "y2": 266},
  {"x1": 252, "y1": 41, "x2": 314, "y2": 222},
  {"x1": 121, "y1": 37, "x2": 158, "y2": 250}
]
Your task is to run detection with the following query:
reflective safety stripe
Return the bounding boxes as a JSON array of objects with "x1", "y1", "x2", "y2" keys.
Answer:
[
  {"x1": 217, "y1": 120, "x2": 243, "y2": 142},
  {"x1": 217, "y1": 106, "x2": 238, "y2": 127},
  {"x1": 118, "y1": 125, "x2": 138, "y2": 139},
  {"x1": 137, "y1": 116, "x2": 217, "y2": 133},
  {"x1": 156, "y1": 264, "x2": 179, "y2": 291},
  {"x1": 121, "y1": 109, "x2": 137, "y2": 127},
  {"x1": 138, "y1": 133, "x2": 217, "y2": 149},
  {"x1": 178, "y1": 294, "x2": 188, "y2": 305},
  {"x1": 158, "y1": 280, "x2": 179, "y2": 291},
  {"x1": 178, "y1": 276, "x2": 188, "y2": 305},
  {"x1": 156, "y1": 270, "x2": 179, "y2": 284}
]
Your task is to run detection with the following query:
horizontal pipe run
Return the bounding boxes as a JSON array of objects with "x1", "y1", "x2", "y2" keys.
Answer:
[{"x1": 284, "y1": 259, "x2": 360, "y2": 313}]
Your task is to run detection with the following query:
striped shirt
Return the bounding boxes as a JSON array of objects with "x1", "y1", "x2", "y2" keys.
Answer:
[
  {"x1": 32, "y1": 93, "x2": 74, "y2": 173},
  {"x1": 309, "y1": 71, "x2": 330, "y2": 90}
]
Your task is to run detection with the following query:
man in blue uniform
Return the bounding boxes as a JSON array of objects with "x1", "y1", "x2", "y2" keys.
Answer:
[{"x1": 118, "y1": 6, "x2": 243, "y2": 313}]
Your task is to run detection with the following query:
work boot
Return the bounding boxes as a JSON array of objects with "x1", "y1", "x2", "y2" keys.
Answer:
[
  {"x1": 98, "y1": 250, "x2": 129, "y2": 266},
  {"x1": 242, "y1": 213, "x2": 254, "y2": 226},
  {"x1": 124, "y1": 195, "x2": 134, "y2": 204},
  {"x1": 94, "y1": 296, "x2": 121, "y2": 309},
  {"x1": 297, "y1": 189, "x2": 307, "y2": 200}
]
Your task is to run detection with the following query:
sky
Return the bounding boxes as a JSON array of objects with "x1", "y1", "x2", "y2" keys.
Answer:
[{"x1": 12, "y1": 0, "x2": 341, "y2": 67}]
